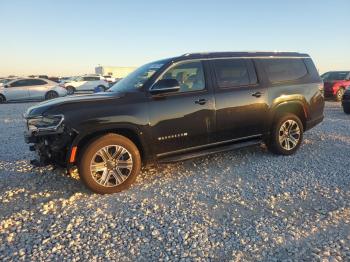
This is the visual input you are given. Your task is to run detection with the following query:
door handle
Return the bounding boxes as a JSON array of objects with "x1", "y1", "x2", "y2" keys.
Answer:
[
  {"x1": 252, "y1": 91, "x2": 263, "y2": 98},
  {"x1": 195, "y1": 98, "x2": 207, "y2": 105}
]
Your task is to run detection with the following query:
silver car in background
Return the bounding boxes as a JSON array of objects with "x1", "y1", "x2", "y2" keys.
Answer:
[{"x1": 0, "y1": 78, "x2": 67, "y2": 103}]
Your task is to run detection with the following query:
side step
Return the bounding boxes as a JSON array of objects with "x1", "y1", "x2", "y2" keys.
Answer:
[{"x1": 158, "y1": 139, "x2": 262, "y2": 163}]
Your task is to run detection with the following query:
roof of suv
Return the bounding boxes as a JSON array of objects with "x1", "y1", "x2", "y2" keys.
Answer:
[{"x1": 177, "y1": 51, "x2": 310, "y2": 60}]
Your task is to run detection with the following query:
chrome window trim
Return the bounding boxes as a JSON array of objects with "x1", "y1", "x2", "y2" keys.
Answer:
[{"x1": 149, "y1": 56, "x2": 311, "y2": 91}]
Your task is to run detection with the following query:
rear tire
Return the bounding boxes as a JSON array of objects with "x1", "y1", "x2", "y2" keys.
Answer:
[
  {"x1": 0, "y1": 94, "x2": 5, "y2": 103},
  {"x1": 336, "y1": 88, "x2": 345, "y2": 102},
  {"x1": 343, "y1": 105, "x2": 350, "y2": 114},
  {"x1": 266, "y1": 113, "x2": 304, "y2": 155},
  {"x1": 66, "y1": 86, "x2": 75, "y2": 95},
  {"x1": 45, "y1": 91, "x2": 58, "y2": 100},
  {"x1": 97, "y1": 85, "x2": 106, "y2": 92},
  {"x1": 78, "y1": 134, "x2": 141, "y2": 194}
]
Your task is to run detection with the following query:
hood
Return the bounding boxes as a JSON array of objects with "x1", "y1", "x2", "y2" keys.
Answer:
[{"x1": 24, "y1": 92, "x2": 123, "y2": 118}]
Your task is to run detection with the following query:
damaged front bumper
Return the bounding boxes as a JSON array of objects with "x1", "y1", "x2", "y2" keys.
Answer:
[{"x1": 24, "y1": 117, "x2": 77, "y2": 168}]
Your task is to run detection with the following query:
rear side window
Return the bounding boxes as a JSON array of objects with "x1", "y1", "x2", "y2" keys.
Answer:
[
  {"x1": 83, "y1": 77, "x2": 100, "y2": 81},
  {"x1": 30, "y1": 79, "x2": 47, "y2": 85},
  {"x1": 262, "y1": 59, "x2": 308, "y2": 83},
  {"x1": 212, "y1": 59, "x2": 256, "y2": 88}
]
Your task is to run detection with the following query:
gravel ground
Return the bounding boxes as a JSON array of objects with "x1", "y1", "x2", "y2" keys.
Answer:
[{"x1": 0, "y1": 101, "x2": 349, "y2": 261}]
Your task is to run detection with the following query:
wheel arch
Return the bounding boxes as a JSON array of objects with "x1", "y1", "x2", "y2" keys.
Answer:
[
  {"x1": 45, "y1": 90, "x2": 58, "y2": 99},
  {"x1": 0, "y1": 93, "x2": 6, "y2": 102},
  {"x1": 270, "y1": 101, "x2": 307, "y2": 131},
  {"x1": 68, "y1": 126, "x2": 148, "y2": 167}
]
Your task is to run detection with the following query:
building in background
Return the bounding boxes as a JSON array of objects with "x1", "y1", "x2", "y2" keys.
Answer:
[{"x1": 95, "y1": 66, "x2": 136, "y2": 79}]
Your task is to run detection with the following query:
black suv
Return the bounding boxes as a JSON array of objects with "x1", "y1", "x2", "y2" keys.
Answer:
[{"x1": 24, "y1": 52, "x2": 325, "y2": 194}]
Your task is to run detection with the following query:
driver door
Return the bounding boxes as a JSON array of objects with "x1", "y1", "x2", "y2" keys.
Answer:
[{"x1": 148, "y1": 60, "x2": 216, "y2": 156}]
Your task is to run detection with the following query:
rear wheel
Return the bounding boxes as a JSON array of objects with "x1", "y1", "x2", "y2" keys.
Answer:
[
  {"x1": 78, "y1": 134, "x2": 141, "y2": 194},
  {"x1": 45, "y1": 91, "x2": 58, "y2": 100},
  {"x1": 66, "y1": 86, "x2": 75, "y2": 95},
  {"x1": 336, "y1": 88, "x2": 345, "y2": 101},
  {"x1": 97, "y1": 85, "x2": 106, "y2": 92},
  {"x1": 343, "y1": 105, "x2": 350, "y2": 114},
  {"x1": 0, "y1": 95, "x2": 5, "y2": 103},
  {"x1": 266, "y1": 113, "x2": 303, "y2": 155}
]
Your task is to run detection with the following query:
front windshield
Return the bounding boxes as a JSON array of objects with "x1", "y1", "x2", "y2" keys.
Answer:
[
  {"x1": 109, "y1": 60, "x2": 168, "y2": 92},
  {"x1": 322, "y1": 72, "x2": 349, "y2": 81}
]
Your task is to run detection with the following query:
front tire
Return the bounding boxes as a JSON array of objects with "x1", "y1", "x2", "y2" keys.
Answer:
[
  {"x1": 0, "y1": 95, "x2": 6, "y2": 103},
  {"x1": 266, "y1": 113, "x2": 304, "y2": 155},
  {"x1": 78, "y1": 134, "x2": 141, "y2": 194}
]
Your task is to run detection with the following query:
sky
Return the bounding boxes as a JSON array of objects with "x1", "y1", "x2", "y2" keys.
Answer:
[{"x1": 0, "y1": 0, "x2": 349, "y2": 76}]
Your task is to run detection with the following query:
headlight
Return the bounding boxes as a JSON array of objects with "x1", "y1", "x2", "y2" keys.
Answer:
[{"x1": 27, "y1": 115, "x2": 64, "y2": 132}]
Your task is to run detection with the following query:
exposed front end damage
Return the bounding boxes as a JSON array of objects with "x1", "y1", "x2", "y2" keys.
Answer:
[{"x1": 24, "y1": 116, "x2": 78, "y2": 167}]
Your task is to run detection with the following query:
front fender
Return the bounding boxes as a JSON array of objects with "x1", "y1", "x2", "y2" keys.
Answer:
[{"x1": 66, "y1": 123, "x2": 149, "y2": 168}]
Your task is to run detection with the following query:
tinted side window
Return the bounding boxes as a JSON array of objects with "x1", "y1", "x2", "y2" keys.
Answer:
[
  {"x1": 262, "y1": 59, "x2": 308, "y2": 83},
  {"x1": 160, "y1": 61, "x2": 205, "y2": 93},
  {"x1": 212, "y1": 59, "x2": 251, "y2": 88},
  {"x1": 30, "y1": 79, "x2": 47, "y2": 85},
  {"x1": 83, "y1": 77, "x2": 99, "y2": 81},
  {"x1": 10, "y1": 80, "x2": 30, "y2": 87}
]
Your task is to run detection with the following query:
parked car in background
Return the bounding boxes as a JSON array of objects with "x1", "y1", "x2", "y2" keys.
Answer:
[
  {"x1": 24, "y1": 52, "x2": 324, "y2": 194},
  {"x1": 28, "y1": 75, "x2": 49, "y2": 79},
  {"x1": 341, "y1": 86, "x2": 350, "y2": 114},
  {"x1": 0, "y1": 78, "x2": 67, "y2": 103},
  {"x1": 0, "y1": 78, "x2": 15, "y2": 86},
  {"x1": 59, "y1": 77, "x2": 72, "y2": 83},
  {"x1": 48, "y1": 77, "x2": 60, "y2": 83},
  {"x1": 61, "y1": 75, "x2": 109, "y2": 94},
  {"x1": 103, "y1": 75, "x2": 116, "y2": 83},
  {"x1": 321, "y1": 71, "x2": 350, "y2": 101}
]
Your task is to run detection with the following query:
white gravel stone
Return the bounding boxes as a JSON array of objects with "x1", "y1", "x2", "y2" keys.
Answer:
[{"x1": 0, "y1": 101, "x2": 350, "y2": 261}]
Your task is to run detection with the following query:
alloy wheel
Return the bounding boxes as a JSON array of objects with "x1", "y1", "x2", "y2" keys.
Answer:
[
  {"x1": 90, "y1": 145, "x2": 133, "y2": 187},
  {"x1": 278, "y1": 119, "x2": 301, "y2": 151}
]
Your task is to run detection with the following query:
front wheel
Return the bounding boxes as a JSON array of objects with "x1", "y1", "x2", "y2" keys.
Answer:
[
  {"x1": 0, "y1": 95, "x2": 6, "y2": 103},
  {"x1": 78, "y1": 134, "x2": 141, "y2": 194},
  {"x1": 266, "y1": 113, "x2": 304, "y2": 155}
]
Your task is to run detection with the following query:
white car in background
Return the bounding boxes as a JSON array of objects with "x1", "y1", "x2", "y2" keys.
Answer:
[
  {"x1": 62, "y1": 75, "x2": 109, "y2": 94},
  {"x1": 103, "y1": 75, "x2": 116, "y2": 83},
  {"x1": 0, "y1": 78, "x2": 67, "y2": 103}
]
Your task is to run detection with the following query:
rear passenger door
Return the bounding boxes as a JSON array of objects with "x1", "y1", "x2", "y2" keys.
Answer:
[
  {"x1": 28, "y1": 79, "x2": 49, "y2": 100},
  {"x1": 210, "y1": 59, "x2": 268, "y2": 142}
]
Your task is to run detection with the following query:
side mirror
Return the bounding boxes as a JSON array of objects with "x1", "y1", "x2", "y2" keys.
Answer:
[
  {"x1": 150, "y1": 79, "x2": 180, "y2": 95},
  {"x1": 4, "y1": 84, "x2": 9, "y2": 88}
]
